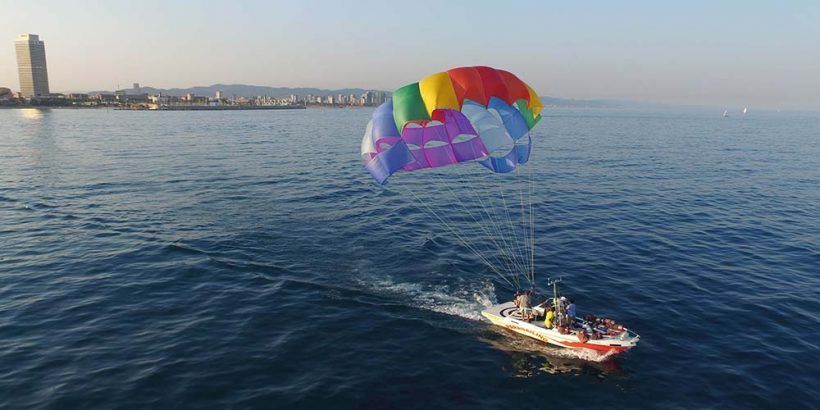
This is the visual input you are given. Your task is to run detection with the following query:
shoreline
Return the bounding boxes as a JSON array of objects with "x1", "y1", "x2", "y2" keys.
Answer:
[{"x1": 1, "y1": 105, "x2": 309, "y2": 111}]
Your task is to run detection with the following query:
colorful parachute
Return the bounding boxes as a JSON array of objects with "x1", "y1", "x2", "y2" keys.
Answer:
[{"x1": 361, "y1": 66, "x2": 543, "y2": 184}]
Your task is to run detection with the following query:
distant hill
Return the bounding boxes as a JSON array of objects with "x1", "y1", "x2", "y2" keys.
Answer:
[
  {"x1": 89, "y1": 84, "x2": 386, "y2": 98},
  {"x1": 87, "y1": 83, "x2": 667, "y2": 109},
  {"x1": 540, "y1": 96, "x2": 668, "y2": 109}
]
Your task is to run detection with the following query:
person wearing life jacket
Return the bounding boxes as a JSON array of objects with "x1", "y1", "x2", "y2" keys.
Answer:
[{"x1": 544, "y1": 306, "x2": 555, "y2": 329}]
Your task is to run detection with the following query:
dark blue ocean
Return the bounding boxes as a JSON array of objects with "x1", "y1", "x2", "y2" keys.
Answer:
[{"x1": 1, "y1": 107, "x2": 818, "y2": 409}]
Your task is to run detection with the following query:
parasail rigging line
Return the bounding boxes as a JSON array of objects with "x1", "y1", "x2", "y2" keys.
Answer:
[
  {"x1": 497, "y1": 179, "x2": 533, "y2": 288},
  {"x1": 514, "y1": 149, "x2": 534, "y2": 286},
  {"x1": 442, "y1": 171, "x2": 530, "y2": 285},
  {"x1": 397, "y1": 182, "x2": 520, "y2": 290},
  {"x1": 528, "y1": 154, "x2": 536, "y2": 283},
  {"x1": 515, "y1": 166, "x2": 534, "y2": 287},
  {"x1": 430, "y1": 172, "x2": 522, "y2": 288},
  {"x1": 461, "y1": 172, "x2": 532, "y2": 286}
]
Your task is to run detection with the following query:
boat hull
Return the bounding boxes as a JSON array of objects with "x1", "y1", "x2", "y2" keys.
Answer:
[{"x1": 481, "y1": 302, "x2": 638, "y2": 355}]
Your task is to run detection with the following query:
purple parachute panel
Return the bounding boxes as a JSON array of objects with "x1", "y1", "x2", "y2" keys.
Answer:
[{"x1": 362, "y1": 107, "x2": 488, "y2": 184}]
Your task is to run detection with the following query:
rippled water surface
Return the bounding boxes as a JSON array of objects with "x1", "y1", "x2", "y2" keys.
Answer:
[{"x1": 1, "y1": 107, "x2": 819, "y2": 408}]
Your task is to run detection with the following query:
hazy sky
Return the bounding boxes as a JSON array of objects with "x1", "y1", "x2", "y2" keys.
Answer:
[{"x1": 2, "y1": 0, "x2": 819, "y2": 109}]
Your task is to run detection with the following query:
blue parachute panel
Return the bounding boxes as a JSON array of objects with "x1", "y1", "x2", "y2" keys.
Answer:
[
  {"x1": 364, "y1": 140, "x2": 415, "y2": 185},
  {"x1": 371, "y1": 100, "x2": 400, "y2": 141},
  {"x1": 488, "y1": 97, "x2": 529, "y2": 141}
]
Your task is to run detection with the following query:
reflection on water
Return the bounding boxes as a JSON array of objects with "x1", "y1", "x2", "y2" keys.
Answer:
[
  {"x1": 478, "y1": 328, "x2": 626, "y2": 380},
  {"x1": 11, "y1": 108, "x2": 62, "y2": 186},
  {"x1": 18, "y1": 108, "x2": 49, "y2": 120}
]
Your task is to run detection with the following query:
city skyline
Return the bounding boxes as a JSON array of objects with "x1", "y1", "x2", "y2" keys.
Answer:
[{"x1": 2, "y1": 1, "x2": 819, "y2": 110}]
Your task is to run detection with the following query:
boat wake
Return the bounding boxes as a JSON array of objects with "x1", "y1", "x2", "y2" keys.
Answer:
[
  {"x1": 354, "y1": 274, "x2": 620, "y2": 363},
  {"x1": 356, "y1": 275, "x2": 497, "y2": 321}
]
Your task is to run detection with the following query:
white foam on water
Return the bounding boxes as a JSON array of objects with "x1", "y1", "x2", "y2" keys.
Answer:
[
  {"x1": 353, "y1": 273, "x2": 617, "y2": 363},
  {"x1": 356, "y1": 275, "x2": 497, "y2": 321},
  {"x1": 545, "y1": 345, "x2": 619, "y2": 363}
]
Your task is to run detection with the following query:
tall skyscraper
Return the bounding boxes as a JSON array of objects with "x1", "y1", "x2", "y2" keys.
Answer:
[{"x1": 15, "y1": 34, "x2": 50, "y2": 97}]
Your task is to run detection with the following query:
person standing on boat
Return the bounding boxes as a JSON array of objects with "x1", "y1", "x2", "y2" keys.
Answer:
[
  {"x1": 567, "y1": 299, "x2": 577, "y2": 326},
  {"x1": 557, "y1": 296, "x2": 568, "y2": 326},
  {"x1": 518, "y1": 290, "x2": 532, "y2": 321}
]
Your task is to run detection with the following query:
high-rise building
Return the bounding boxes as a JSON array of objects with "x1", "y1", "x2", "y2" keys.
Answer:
[{"x1": 15, "y1": 34, "x2": 50, "y2": 97}]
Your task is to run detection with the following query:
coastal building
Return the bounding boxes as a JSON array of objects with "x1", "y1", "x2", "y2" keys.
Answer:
[
  {"x1": 93, "y1": 93, "x2": 117, "y2": 104},
  {"x1": 15, "y1": 34, "x2": 50, "y2": 97},
  {"x1": 68, "y1": 93, "x2": 89, "y2": 102},
  {"x1": 125, "y1": 94, "x2": 149, "y2": 104},
  {"x1": 374, "y1": 92, "x2": 386, "y2": 105},
  {"x1": 0, "y1": 87, "x2": 14, "y2": 106}
]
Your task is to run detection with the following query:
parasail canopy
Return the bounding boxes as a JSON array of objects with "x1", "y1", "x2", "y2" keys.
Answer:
[{"x1": 361, "y1": 66, "x2": 543, "y2": 184}]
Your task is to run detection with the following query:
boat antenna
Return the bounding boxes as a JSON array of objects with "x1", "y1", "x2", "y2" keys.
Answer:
[{"x1": 547, "y1": 277, "x2": 562, "y2": 309}]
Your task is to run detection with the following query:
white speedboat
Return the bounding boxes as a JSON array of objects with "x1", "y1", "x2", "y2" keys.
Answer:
[{"x1": 481, "y1": 279, "x2": 640, "y2": 355}]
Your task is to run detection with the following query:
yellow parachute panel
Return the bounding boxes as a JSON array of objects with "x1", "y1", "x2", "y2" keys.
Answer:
[
  {"x1": 526, "y1": 85, "x2": 543, "y2": 117},
  {"x1": 419, "y1": 72, "x2": 460, "y2": 117}
]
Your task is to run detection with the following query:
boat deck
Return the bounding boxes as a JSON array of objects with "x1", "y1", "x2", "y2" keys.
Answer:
[{"x1": 483, "y1": 301, "x2": 548, "y2": 327}]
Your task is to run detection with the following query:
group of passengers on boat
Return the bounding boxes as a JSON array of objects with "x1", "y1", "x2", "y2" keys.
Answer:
[{"x1": 513, "y1": 290, "x2": 625, "y2": 341}]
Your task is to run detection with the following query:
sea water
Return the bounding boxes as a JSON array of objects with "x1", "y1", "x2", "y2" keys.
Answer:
[{"x1": 1, "y1": 107, "x2": 818, "y2": 408}]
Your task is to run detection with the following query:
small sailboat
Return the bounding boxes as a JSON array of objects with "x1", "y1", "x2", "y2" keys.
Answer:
[
  {"x1": 723, "y1": 110, "x2": 729, "y2": 118},
  {"x1": 743, "y1": 107, "x2": 748, "y2": 115}
]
